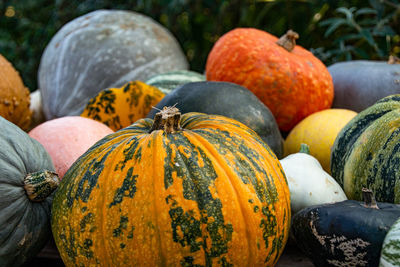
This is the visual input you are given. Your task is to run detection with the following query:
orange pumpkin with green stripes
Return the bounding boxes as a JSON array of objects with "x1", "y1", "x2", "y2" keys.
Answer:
[
  {"x1": 52, "y1": 106, "x2": 291, "y2": 266},
  {"x1": 81, "y1": 81, "x2": 165, "y2": 131}
]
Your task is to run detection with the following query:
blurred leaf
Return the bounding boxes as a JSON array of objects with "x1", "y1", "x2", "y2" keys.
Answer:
[
  {"x1": 360, "y1": 28, "x2": 375, "y2": 45},
  {"x1": 321, "y1": 18, "x2": 350, "y2": 36}
]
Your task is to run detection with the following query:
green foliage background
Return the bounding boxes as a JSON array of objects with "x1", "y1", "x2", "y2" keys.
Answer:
[{"x1": 0, "y1": 0, "x2": 399, "y2": 91}]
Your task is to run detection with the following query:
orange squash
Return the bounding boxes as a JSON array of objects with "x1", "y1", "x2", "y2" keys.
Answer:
[
  {"x1": 52, "y1": 107, "x2": 291, "y2": 266},
  {"x1": 206, "y1": 28, "x2": 334, "y2": 132},
  {"x1": 0, "y1": 54, "x2": 32, "y2": 130}
]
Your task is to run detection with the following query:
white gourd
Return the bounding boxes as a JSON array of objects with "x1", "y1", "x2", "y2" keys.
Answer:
[{"x1": 280, "y1": 144, "x2": 347, "y2": 214}]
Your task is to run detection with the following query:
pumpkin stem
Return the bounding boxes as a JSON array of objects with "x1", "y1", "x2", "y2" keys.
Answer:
[
  {"x1": 388, "y1": 55, "x2": 400, "y2": 64},
  {"x1": 276, "y1": 30, "x2": 299, "y2": 52},
  {"x1": 24, "y1": 170, "x2": 59, "y2": 202},
  {"x1": 150, "y1": 106, "x2": 182, "y2": 134},
  {"x1": 299, "y1": 143, "x2": 310, "y2": 154},
  {"x1": 362, "y1": 187, "x2": 379, "y2": 209}
]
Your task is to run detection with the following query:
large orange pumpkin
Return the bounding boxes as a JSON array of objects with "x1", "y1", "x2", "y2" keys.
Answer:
[
  {"x1": 206, "y1": 28, "x2": 334, "y2": 132},
  {"x1": 0, "y1": 54, "x2": 32, "y2": 130},
  {"x1": 51, "y1": 107, "x2": 291, "y2": 266}
]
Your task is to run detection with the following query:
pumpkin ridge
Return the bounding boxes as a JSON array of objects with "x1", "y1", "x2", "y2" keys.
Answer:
[
  {"x1": 151, "y1": 132, "x2": 167, "y2": 265},
  {"x1": 182, "y1": 130, "x2": 253, "y2": 263},
  {"x1": 163, "y1": 130, "x2": 238, "y2": 265},
  {"x1": 186, "y1": 124, "x2": 288, "y2": 264}
]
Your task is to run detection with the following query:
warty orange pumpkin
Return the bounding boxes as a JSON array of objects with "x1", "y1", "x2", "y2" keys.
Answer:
[
  {"x1": 206, "y1": 28, "x2": 334, "y2": 132},
  {"x1": 51, "y1": 106, "x2": 291, "y2": 266},
  {"x1": 0, "y1": 54, "x2": 32, "y2": 130}
]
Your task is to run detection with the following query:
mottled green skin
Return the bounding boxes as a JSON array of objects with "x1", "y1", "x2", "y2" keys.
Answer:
[
  {"x1": 381, "y1": 217, "x2": 400, "y2": 266},
  {"x1": 52, "y1": 112, "x2": 290, "y2": 266},
  {"x1": 331, "y1": 94, "x2": 400, "y2": 202},
  {"x1": 0, "y1": 116, "x2": 56, "y2": 266}
]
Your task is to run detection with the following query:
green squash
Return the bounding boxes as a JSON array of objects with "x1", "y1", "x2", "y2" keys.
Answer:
[
  {"x1": 145, "y1": 70, "x2": 206, "y2": 94},
  {"x1": 147, "y1": 81, "x2": 284, "y2": 158},
  {"x1": 331, "y1": 94, "x2": 400, "y2": 203},
  {"x1": 0, "y1": 116, "x2": 59, "y2": 266}
]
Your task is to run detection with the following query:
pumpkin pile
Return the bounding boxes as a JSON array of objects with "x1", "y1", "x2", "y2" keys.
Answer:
[{"x1": 2, "y1": 7, "x2": 400, "y2": 267}]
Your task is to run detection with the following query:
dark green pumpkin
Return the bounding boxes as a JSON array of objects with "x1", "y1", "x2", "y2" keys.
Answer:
[
  {"x1": 292, "y1": 190, "x2": 400, "y2": 267},
  {"x1": 331, "y1": 94, "x2": 400, "y2": 203},
  {"x1": 329, "y1": 59, "x2": 400, "y2": 112},
  {"x1": 147, "y1": 81, "x2": 284, "y2": 158},
  {"x1": 0, "y1": 116, "x2": 59, "y2": 266}
]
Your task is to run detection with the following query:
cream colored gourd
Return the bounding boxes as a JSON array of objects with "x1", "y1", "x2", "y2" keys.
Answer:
[{"x1": 280, "y1": 144, "x2": 347, "y2": 214}]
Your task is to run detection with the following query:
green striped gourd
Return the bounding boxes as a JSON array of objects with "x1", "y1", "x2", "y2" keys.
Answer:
[
  {"x1": 145, "y1": 70, "x2": 205, "y2": 94},
  {"x1": 331, "y1": 94, "x2": 400, "y2": 203}
]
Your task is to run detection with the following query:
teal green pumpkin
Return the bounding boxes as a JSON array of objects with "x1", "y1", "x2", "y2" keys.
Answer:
[
  {"x1": 0, "y1": 116, "x2": 59, "y2": 266},
  {"x1": 331, "y1": 94, "x2": 400, "y2": 203}
]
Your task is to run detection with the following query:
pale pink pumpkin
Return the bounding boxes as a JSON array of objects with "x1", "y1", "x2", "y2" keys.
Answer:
[{"x1": 29, "y1": 116, "x2": 113, "y2": 179}]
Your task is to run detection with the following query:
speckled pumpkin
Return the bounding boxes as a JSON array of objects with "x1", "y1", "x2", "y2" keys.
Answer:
[
  {"x1": 331, "y1": 94, "x2": 400, "y2": 203},
  {"x1": 52, "y1": 107, "x2": 291, "y2": 266},
  {"x1": 206, "y1": 29, "x2": 334, "y2": 132},
  {"x1": 0, "y1": 54, "x2": 32, "y2": 130},
  {"x1": 81, "y1": 81, "x2": 164, "y2": 131}
]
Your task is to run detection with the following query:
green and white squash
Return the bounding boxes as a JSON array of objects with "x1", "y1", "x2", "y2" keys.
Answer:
[
  {"x1": 0, "y1": 116, "x2": 59, "y2": 266},
  {"x1": 380, "y1": 216, "x2": 400, "y2": 267},
  {"x1": 331, "y1": 94, "x2": 400, "y2": 203},
  {"x1": 39, "y1": 9, "x2": 188, "y2": 120},
  {"x1": 145, "y1": 70, "x2": 206, "y2": 94},
  {"x1": 280, "y1": 144, "x2": 347, "y2": 214}
]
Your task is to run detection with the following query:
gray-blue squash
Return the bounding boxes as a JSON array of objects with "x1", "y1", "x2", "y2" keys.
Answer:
[
  {"x1": 0, "y1": 116, "x2": 59, "y2": 266},
  {"x1": 329, "y1": 59, "x2": 400, "y2": 112},
  {"x1": 39, "y1": 9, "x2": 188, "y2": 120}
]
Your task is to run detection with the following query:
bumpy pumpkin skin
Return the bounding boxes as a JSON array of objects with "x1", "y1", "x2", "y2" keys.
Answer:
[
  {"x1": 52, "y1": 110, "x2": 291, "y2": 266},
  {"x1": 0, "y1": 116, "x2": 57, "y2": 266},
  {"x1": 81, "y1": 81, "x2": 164, "y2": 131},
  {"x1": 206, "y1": 28, "x2": 334, "y2": 132},
  {"x1": 331, "y1": 94, "x2": 400, "y2": 203},
  {"x1": 0, "y1": 54, "x2": 32, "y2": 130}
]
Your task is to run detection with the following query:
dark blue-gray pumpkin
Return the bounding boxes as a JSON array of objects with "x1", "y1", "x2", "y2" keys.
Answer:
[{"x1": 51, "y1": 107, "x2": 291, "y2": 266}]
